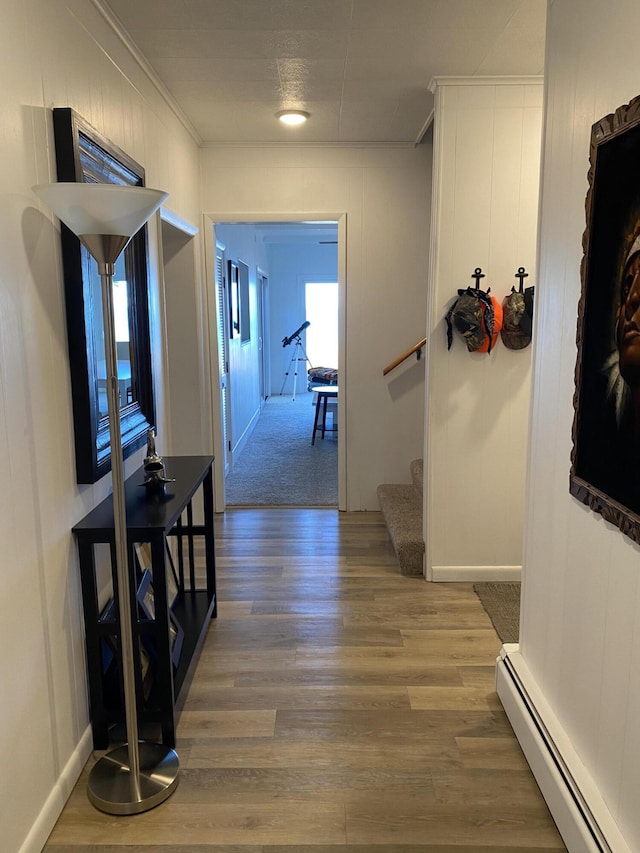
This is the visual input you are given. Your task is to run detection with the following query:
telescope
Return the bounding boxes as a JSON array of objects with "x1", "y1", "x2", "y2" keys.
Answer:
[{"x1": 282, "y1": 320, "x2": 310, "y2": 348}]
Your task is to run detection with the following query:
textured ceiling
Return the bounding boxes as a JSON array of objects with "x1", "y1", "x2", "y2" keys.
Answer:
[{"x1": 100, "y1": 0, "x2": 546, "y2": 146}]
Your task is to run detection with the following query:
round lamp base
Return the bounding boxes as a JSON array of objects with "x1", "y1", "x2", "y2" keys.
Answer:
[{"x1": 88, "y1": 742, "x2": 179, "y2": 815}]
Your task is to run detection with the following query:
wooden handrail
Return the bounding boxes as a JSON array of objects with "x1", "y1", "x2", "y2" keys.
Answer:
[{"x1": 383, "y1": 337, "x2": 427, "y2": 376}]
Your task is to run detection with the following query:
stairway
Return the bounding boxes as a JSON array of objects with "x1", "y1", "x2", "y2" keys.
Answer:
[{"x1": 377, "y1": 458, "x2": 424, "y2": 577}]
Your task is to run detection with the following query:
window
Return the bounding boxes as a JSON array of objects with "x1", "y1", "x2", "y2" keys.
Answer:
[{"x1": 305, "y1": 282, "x2": 338, "y2": 368}]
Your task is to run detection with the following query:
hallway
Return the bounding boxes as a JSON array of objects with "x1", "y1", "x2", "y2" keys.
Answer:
[
  {"x1": 225, "y1": 393, "x2": 338, "y2": 506},
  {"x1": 45, "y1": 509, "x2": 564, "y2": 850}
]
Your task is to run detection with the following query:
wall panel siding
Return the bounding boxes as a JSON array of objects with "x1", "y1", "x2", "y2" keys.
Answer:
[
  {"x1": 520, "y1": 2, "x2": 640, "y2": 847},
  {"x1": 1, "y1": 1, "x2": 201, "y2": 850},
  {"x1": 214, "y1": 223, "x2": 269, "y2": 457},
  {"x1": 426, "y1": 78, "x2": 543, "y2": 578}
]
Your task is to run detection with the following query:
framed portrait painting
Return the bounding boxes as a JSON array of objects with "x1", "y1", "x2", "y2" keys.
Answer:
[{"x1": 571, "y1": 92, "x2": 640, "y2": 544}]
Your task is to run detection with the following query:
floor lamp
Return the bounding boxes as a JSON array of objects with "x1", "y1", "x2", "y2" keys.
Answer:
[{"x1": 33, "y1": 182, "x2": 180, "y2": 815}]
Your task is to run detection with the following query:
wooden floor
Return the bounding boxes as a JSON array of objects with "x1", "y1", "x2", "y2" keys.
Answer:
[{"x1": 45, "y1": 509, "x2": 565, "y2": 851}]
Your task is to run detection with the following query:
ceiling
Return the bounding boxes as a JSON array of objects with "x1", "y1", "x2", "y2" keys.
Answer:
[{"x1": 100, "y1": 0, "x2": 547, "y2": 146}]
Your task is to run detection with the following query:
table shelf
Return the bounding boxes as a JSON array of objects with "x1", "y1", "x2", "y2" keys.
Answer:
[{"x1": 73, "y1": 455, "x2": 217, "y2": 749}]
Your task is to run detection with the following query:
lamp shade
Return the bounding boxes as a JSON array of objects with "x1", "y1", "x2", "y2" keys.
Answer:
[{"x1": 33, "y1": 183, "x2": 168, "y2": 239}]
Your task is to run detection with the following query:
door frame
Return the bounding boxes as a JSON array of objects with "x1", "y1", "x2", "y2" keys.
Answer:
[
  {"x1": 202, "y1": 212, "x2": 347, "y2": 512},
  {"x1": 256, "y1": 267, "x2": 270, "y2": 408},
  {"x1": 158, "y1": 208, "x2": 203, "y2": 455},
  {"x1": 214, "y1": 239, "x2": 231, "y2": 475}
]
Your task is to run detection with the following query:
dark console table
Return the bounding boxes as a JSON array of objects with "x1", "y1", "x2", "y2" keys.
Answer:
[{"x1": 73, "y1": 455, "x2": 216, "y2": 749}]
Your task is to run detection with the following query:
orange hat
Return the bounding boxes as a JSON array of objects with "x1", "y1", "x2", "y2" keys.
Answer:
[{"x1": 477, "y1": 294, "x2": 503, "y2": 353}]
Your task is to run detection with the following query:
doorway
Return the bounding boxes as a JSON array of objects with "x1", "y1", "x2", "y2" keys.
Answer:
[
  {"x1": 160, "y1": 210, "x2": 209, "y2": 457},
  {"x1": 204, "y1": 215, "x2": 347, "y2": 511}
]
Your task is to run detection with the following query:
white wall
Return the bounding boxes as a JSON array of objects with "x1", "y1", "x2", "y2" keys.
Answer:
[
  {"x1": 425, "y1": 78, "x2": 543, "y2": 580},
  {"x1": 161, "y1": 213, "x2": 214, "y2": 458},
  {"x1": 518, "y1": 2, "x2": 640, "y2": 848},
  {"x1": 267, "y1": 240, "x2": 338, "y2": 395},
  {"x1": 1, "y1": 2, "x2": 202, "y2": 850},
  {"x1": 201, "y1": 146, "x2": 432, "y2": 510},
  {"x1": 215, "y1": 223, "x2": 269, "y2": 454}
]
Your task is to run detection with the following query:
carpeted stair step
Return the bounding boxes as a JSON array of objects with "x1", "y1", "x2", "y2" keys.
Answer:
[{"x1": 376, "y1": 482, "x2": 424, "y2": 577}]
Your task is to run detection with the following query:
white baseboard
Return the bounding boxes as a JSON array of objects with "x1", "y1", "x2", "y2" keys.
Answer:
[
  {"x1": 19, "y1": 725, "x2": 93, "y2": 853},
  {"x1": 496, "y1": 645, "x2": 629, "y2": 853},
  {"x1": 231, "y1": 406, "x2": 260, "y2": 460},
  {"x1": 429, "y1": 564, "x2": 521, "y2": 582}
]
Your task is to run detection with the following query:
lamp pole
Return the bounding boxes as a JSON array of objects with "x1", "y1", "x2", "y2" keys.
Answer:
[{"x1": 97, "y1": 252, "x2": 143, "y2": 801}]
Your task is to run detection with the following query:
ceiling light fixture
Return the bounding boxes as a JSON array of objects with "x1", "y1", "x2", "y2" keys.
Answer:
[{"x1": 276, "y1": 110, "x2": 310, "y2": 126}]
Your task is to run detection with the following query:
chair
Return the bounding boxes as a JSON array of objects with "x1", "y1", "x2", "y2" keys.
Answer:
[{"x1": 311, "y1": 385, "x2": 338, "y2": 445}]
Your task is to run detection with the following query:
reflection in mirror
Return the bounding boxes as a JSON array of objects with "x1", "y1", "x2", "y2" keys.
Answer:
[
  {"x1": 94, "y1": 255, "x2": 134, "y2": 418},
  {"x1": 53, "y1": 107, "x2": 156, "y2": 484}
]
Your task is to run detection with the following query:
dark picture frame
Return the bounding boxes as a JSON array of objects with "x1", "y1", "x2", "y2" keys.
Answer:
[
  {"x1": 98, "y1": 598, "x2": 117, "y2": 675},
  {"x1": 136, "y1": 568, "x2": 184, "y2": 668},
  {"x1": 52, "y1": 107, "x2": 156, "y2": 484},
  {"x1": 228, "y1": 260, "x2": 240, "y2": 339},
  {"x1": 168, "y1": 610, "x2": 184, "y2": 669},
  {"x1": 238, "y1": 258, "x2": 251, "y2": 344},
  {"x1": 100, "y1": 595, "x2": 154, "y2": 701},
  {"x1": 571, "y1": 93, "x2": 640, "y2": 544},
  {"x1": 136, "y1": 568, "x2": 156, "y2": 620},
  {"x1": 135, "y1": 541, "x2": 179, "y2": 607},
  {"x1": 164, "y1": 543, "x2": 180, "y2": 607}
]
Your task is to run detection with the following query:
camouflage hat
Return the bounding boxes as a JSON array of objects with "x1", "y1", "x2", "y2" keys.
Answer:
[
  {"x1": 448, "y1": 289, "x2": 484, "y2": 351},
  {"x1": 446, "y1": 286, "x2": 500, "y2": 353},
  {"x1": 501, "y1": 285, "x2": 534, "y2": 350}
]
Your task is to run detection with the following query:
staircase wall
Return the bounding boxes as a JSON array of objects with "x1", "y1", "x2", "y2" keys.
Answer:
[{"x1": 424, "y1": 77, "x2": 543, "y2": 581}]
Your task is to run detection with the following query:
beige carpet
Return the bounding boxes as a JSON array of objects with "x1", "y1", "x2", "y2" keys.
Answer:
[
  {"x1": 473, "y1": 582, "x2": 521, "y2": 643},
  {"x1": 225, "y1": 392, "x2": 338, "y2": 506}
]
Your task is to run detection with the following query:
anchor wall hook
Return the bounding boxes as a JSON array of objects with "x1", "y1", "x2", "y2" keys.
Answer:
[
  {"x1": 471, "y1": 267, "x2": 485, "y2": 290},
  {"x1": 514, "y1": 266, "x2": 529, "y2": 293}
]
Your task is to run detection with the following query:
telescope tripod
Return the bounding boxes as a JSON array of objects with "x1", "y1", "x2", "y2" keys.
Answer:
[{"x1": 280, "y1": 336, "x2": 312, "y2": 400}]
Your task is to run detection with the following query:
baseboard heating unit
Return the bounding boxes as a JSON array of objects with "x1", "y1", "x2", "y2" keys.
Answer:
[{"x1": 496, "y1": 645, "x2": 630, "y2": 853}]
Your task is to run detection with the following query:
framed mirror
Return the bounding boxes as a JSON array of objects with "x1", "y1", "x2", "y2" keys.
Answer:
[{"x1": 52, "y1": 108, "x2": 156, "y2": 484}]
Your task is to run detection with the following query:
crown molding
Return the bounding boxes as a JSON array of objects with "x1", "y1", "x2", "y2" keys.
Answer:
[
  {"x1": 160, "y1": 207, "x2": 199, "y2": 237},
  {"x1": 428, "y1": 75, "x2": 544, "y2": 93},
  {"x1": 199, "y1": 140, "x2": 419, "y2": 150},
  {"x1": 415, "y1": 109, "x2": 435, "y2": 145},
  {"x1": 91, "y1": 0, "x2": 203, "y2": 146}
]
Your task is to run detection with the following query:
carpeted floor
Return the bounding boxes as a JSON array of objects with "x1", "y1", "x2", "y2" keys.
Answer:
[
  {"x1": 225, "y1": 392, "x2": 338, "y2": 506},
  {"x1": 473, "y1": 581, "x2": 521, "y2": 643}
]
